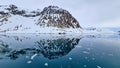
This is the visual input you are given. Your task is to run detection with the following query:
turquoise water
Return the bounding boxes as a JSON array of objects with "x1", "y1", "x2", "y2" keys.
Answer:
[{"x1": 0, "y1": 34, "x2": 120, "y2": 68}]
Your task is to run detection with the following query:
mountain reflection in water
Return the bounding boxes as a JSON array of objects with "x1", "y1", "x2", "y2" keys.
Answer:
[{"x1": 0, "y1": 34, "x2": 81, "y2": 60}]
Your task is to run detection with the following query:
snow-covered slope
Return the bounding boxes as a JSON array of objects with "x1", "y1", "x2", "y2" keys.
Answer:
[{"x1": 0, "y1": 5, "x2": 82, "y2": 34}]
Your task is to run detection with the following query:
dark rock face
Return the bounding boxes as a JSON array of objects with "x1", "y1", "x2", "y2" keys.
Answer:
[
  {"x1": 37, "y1": 6, "x2": 81, "y2": 28},
  {"x1": 0, "y1": 12, "x2": 10, "y2": 23}
]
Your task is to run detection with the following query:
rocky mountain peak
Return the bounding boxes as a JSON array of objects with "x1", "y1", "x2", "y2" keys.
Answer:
[{"x1": 37, "y1": 5, "x2": 81, "y2": 28}]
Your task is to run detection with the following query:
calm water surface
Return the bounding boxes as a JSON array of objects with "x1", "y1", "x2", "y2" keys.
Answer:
[{"x1": 0, "y1": 34, "x2": 120, "y2": 68}]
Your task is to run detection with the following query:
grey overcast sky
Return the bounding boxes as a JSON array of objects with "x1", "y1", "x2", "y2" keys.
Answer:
[{"x1": 0, "y1": 0, "x2": 120, "y2": 27}]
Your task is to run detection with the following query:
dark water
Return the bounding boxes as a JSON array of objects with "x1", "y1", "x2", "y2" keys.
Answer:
[{"x1": 0, "y1": 34, "x2": 120, "y2": 68}]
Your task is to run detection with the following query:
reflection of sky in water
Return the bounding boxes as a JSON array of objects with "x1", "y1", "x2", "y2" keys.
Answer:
[{"x1": 0, "y1": 34, "x2": 120, "y2": 68}]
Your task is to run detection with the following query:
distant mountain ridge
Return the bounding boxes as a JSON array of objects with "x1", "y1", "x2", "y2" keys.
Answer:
[{"x1": 0, "y1": 5, "x2": 41, "y2": 17}]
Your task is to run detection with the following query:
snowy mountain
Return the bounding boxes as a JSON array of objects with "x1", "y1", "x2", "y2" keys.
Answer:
[{"x1": 0, "y1": 5, "x2": 82, "y2": 34}]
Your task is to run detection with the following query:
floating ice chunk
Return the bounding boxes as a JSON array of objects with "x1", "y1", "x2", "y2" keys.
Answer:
[
  {"x1": 86, "y1": 48, "x2": 91, "y2": 50},
  {"x1": 31, "y1": 54, "x2": 37, "y2": 60},
  {"x1": 84, "y1": 65, "x2": 87, "y2": 67},
  {"x1": 92, "y1": 58, "x2": 95, "y2": 60},
  {"x1": 26, "y1": 56, "x2": 29, "y2": 58},
  {"x1": 44, "y1": 63, "x2": 48, "y2": 66},
  {"x1": 97, "y1": 66, "x2": 102, "y2": 68},
  {"x1": 27, "y1": 61, "x2": 32, "y2": 64},
  {"x1": 83, "y1": 51, "x2": 90, "y2": 54},
  {"x1": 69, "y1": 57, "x2": 72, "y2": 60}
]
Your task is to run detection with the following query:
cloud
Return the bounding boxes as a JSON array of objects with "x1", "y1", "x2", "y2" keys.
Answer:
[
  {"x1": 0, "y1": 0, "x2": 120, "y2": 27},
  {"x1": 100, "y1": 18, "x2": 120, "y2": 27}
]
